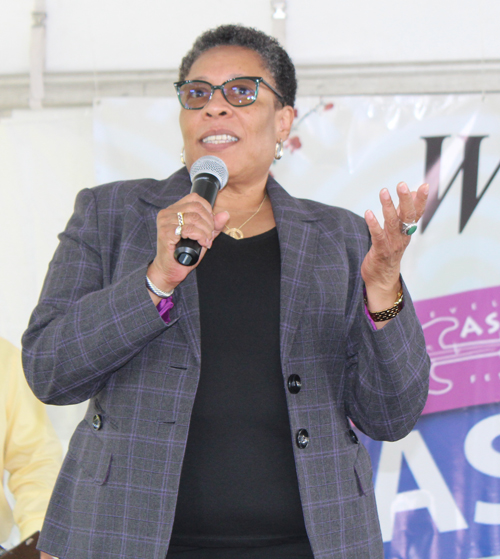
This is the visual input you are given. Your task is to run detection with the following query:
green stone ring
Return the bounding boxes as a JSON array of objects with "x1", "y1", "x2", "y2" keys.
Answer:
[{"x1": 401, "y1": 221, "x2": 418, "y2": 236}]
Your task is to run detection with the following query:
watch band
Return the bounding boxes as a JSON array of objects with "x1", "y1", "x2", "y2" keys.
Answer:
[{"x1": 365, "y1": 289, "x2": 404, "y2": 322}]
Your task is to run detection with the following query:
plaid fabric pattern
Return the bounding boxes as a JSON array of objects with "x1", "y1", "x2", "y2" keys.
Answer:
[{"x1": 22, "y1": 168, "x2": 429, "y2": 559}]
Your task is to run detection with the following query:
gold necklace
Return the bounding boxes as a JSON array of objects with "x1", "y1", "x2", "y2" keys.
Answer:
[{"x1": 224, "y1": 194, "x2": 267, "y2": 240}]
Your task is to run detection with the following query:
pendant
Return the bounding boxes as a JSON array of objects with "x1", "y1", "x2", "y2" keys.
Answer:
[{"x1": 225, "y1": 227, "x2": 244, "y2": 240}]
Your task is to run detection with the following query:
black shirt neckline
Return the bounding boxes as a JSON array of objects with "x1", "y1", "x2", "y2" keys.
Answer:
[{"x1": 218, "y1": 227, "x2": 278, "y2": 245}]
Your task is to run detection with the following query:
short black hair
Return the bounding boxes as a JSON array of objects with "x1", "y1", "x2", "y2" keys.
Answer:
[{"x1": 179, "y1": 24, "x2": 297, "y2": 108}]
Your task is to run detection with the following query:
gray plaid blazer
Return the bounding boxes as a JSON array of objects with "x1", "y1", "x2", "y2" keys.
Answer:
[{"x1": 23, "y1": 168, "x2": 429, "y2": 559}]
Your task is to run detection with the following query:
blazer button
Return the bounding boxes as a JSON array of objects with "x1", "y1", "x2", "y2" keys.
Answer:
[
  {"x1": 287, "y1": 374, "x2": 302, "y2": 394},
  {"x1": 296, "y1": 429, "x2": 309, "y2": 449},
  {"x1": 92, "y1": 414, "x2": 103, "y2": 431},
  {"x1": 348, "y1": 429, "x2": 359, "y2": 444}
]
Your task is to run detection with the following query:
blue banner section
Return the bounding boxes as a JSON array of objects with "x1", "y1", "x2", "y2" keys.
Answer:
[{"x1": 361, "y1": 403, "x2": 500, "y2": 559}]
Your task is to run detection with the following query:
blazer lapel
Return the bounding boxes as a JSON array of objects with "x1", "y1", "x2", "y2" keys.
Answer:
[
  {"x1": 267, "y1": 177, "x2": 320, "y2": 367},
  {"x1": 137, "y1": 168, "x2": 191, "y2": 252},
  {"x1": 138, "y1": 168, "x2": 203, "y2": 366}
]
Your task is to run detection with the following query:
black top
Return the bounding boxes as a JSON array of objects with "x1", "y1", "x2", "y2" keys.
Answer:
[{"x1": 167, "y1": 229, "x2": 313, "y2": 559}]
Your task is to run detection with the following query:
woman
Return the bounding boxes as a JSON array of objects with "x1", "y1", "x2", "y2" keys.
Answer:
[{"x1": 22, "y1": 25, "x2": 430, "y2": 559}]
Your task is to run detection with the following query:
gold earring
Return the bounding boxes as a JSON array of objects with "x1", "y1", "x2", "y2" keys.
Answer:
[
  {"x1": 180, "y1": 148, "x2": 185, "y2": 165},
  {"x1": 274, "y1": 139, "x2": 284, "y2": 160}
]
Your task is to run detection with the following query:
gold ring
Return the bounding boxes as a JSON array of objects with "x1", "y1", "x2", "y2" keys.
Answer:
[
  {"x1": 177, "y1": 212, "x2": 184, "y2": 227},
  {"x1": 175, "y1": 225, "x2": 183, "y2": 236}
]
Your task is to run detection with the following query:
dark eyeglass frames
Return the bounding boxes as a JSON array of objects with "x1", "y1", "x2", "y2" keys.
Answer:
[{"x1": 174, "y1": 76, "x2": 286, "y2": 110}]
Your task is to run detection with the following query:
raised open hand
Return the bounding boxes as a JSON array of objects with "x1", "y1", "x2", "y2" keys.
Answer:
[{"x1": 361, "y1": 182, "x2": 429, "y2": 325}]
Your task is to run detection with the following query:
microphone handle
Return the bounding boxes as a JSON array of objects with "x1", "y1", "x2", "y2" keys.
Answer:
[{"x1": 174, "y1": 174, "x2": 220, "y2": 266}]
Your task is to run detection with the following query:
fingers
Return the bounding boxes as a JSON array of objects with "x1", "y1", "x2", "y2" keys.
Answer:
[
  {"x1": 364, "y1": 209, "x2": 385, "y2": 245},
  {"x1": 362, "y1": 181, "x2": 424, "y2": 293},
  {"x1": 412, "y1": 183, "x2": 429, "y2": 221},
  {"x1": 379, "y1": 188, "x2": 401, "y2": 237},
  {"x1": 177, "y1": 211, "x2": 213, "y2": 247},
  {"x1": 179, "y1": 199, "x2": 214, "y2": 246},
  {"x1": 158, "y1": 195, "x2": 215, "y2": 248},
  {"x1": 150, "y1": 194, "x2": 218, "y2": 290},
  {"x1": 212, "y1": 211, "x2": 230, "y2": 239},
  {"x1": 371, "y1": 183, "x2": 421, "y2": 236},
  {"x1": 362, "y1": 209, "x2": 402, "y2": 291},
  {"x1": 395, "y1": 182, "x2": 417, "y2": 225},
  {"x1": 366, "y1": 187, "x2": 412, "y2": 267},
  {"x1": 396, "y1": 182, "x2": 429, "y2": 225}
]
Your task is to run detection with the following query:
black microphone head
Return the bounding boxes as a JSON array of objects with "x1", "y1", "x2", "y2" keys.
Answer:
[{"x1": 189, "y1": 156, "x2": 229, "y2": 189}]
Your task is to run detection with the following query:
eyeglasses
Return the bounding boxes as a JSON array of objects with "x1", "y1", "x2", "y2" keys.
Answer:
[{"x1": 174, "y1": 76, "x2": 286, "y2": 110}]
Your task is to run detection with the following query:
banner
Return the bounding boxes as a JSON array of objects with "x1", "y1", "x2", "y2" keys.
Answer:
[
  {"x1": 273, "y1": 94, "x2": 500, "y2": 559},
  {"x1": 93, "y1": 94, "x2": 500, "y2": 558},
  {"x1": 1, "y1": 94, "x2": 499, "y2": 555}
]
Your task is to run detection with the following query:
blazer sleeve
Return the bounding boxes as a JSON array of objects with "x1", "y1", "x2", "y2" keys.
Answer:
[
  {"x1": 22, "y1": 187, "x2": 171, "y2": 406},
  {"x1": 332, "y1": 209, "x2": 430, "y2": 442},
  {"x1": 343, "y1": 278, "x2": 430, "y2": 442}
]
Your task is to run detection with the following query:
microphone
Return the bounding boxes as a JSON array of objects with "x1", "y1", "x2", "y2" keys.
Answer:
[{"x1": 174, "y1": 155, "x2": 229, "y2": 266}]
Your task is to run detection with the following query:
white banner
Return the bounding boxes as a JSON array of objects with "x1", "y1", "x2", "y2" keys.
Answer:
[{"x1": 1, "y1": 94, "x2": 499, "y2": 556}]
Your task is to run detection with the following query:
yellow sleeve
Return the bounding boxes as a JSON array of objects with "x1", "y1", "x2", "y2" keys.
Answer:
[{"x1": 2, "y1": 339, "x2": 62, "y2": 540}]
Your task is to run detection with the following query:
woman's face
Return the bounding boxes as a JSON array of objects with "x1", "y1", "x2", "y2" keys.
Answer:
[{"x1": 179, "y1": 46, "x2": 294, "y2": 188}]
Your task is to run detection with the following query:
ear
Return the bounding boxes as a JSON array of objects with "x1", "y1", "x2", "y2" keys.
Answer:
[{"x1": 275, "y1": 105, "x2": 295, "y2": 142}]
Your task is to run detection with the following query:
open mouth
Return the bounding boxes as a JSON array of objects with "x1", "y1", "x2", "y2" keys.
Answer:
[{"x1": 202, "y1": 134, "x2": 239, "y2": 145}]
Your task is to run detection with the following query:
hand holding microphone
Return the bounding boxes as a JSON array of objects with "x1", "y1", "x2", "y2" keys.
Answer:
[
  {"x1": 147, "y1": 156, "x2": 229, "y2": 300},
  {"x1": 174, "y1": 156, "x2": 229, "y2": 266}
]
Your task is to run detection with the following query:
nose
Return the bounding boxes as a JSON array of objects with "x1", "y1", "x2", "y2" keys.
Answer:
[{"x1": 204, "y1": 86, "x2": 232, "y2": 117}]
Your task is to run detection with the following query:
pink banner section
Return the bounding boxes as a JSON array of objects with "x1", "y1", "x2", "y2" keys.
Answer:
[{"x1": 413, "y1": 285, "x2": 500, "y2": 415}]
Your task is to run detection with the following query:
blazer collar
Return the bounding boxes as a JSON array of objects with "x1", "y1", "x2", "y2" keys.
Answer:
[{"x1": 138, "y1": 167, "x2": 192, "y2": 209}]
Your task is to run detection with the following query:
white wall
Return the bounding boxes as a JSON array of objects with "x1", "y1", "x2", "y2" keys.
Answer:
[
  {"x1": 0, "y1": 0, "x2": 33, "y2": 74},
  {"x1": 1, "y1": 0, "x2": 499, "y2": 76},
  {"x1": 287, "y1": 0, "x2": 500, "y2": 64}
]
